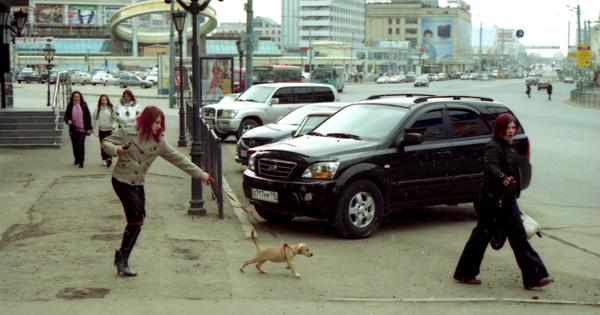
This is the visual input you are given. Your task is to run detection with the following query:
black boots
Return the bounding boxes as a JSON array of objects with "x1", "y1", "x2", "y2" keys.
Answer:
[
  {"x1": 114, "y1": 224, "x2": 142, "y2": 277},
  {"x1": 114, "y1": 249, "x2": 137, "y2": 276}
]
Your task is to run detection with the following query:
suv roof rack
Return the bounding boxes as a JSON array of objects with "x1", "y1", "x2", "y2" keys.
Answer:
[
  {"x1": 413, "y1": 95, "x2": 494, "y2": 104},
  {"x1": 365, "y1": 93, "x2": 435, "y2": 100}
]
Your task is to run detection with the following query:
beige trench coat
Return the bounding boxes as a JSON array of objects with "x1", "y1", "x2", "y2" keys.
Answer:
[{"x1": 102, "y1": 126, "x2": 203, "y2": 186}]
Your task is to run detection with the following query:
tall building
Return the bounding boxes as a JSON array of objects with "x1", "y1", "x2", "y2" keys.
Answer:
[
  {"x1": 212, "y1": 18, "x2": 281, "y2": 49},
  {"x1": 281, "y1": 0, "x2": 366, "y2": 49}
]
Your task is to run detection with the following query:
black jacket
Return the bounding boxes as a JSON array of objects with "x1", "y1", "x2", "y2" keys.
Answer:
[
  {"x1": 64, "y1": 102, "x2": 93, "y2": 133},
  {"x1": 481, "y1": 136, "x2": 521, "y2": 199},
  {"x1": 547, "y1": 85, "x2": 553, "y2": 94}
]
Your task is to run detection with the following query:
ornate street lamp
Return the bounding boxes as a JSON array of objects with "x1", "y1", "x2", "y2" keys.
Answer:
[
  {"x1": 43, "y1": 44, "x2": 55, "y2": 107},
  {"x1": 171, "y1": 9, "x2": 187, "y2": 147}
]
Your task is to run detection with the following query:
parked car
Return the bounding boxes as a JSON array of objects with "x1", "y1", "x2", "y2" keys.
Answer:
[
  {"x1": 235, "y1": 102, "x2": 349, "y2": 165},
  {"x1": 564, "y1": 76, "x2": 574, "y2": 84},
  {"x1": 537, "y1": 81, "x2": 549, "y2": 90},
  {"x1": 16, "y1": 71, "x2": 41, "y2": 83},
  {"x1": 376, "y1": 76, "x2": 389, "y2": 84},
  {"x1": 437, "y1": 73, "x2": 449, "y2": 80},
  {"x1": 388, "y1": 76, "x2": 402, "y2": 84},
  {"x1": 468, "y1": 73, "x2": 479, "y2": 80},
  {"x1": 48, "y1": 71, "x2": 70, "y2": 84},
  {"x1": 426, "y1": 73, "x2": 438, "y2": 81},
  {"x1": 460, "y1": 73, "x2": 470, "y2": 80},
  {"x1": 91, "y1": 73, "x2": 118, "y2": 86},
  {"x1": 134, "y1": 71, "x2": 148, "y2": 80},
  {"x1": 242, "y1": 94, "x2": 532, "y2": 238},
  {"x1": 70, "y1": 72, "x2": 92, "y2": 85},
  {"x1": 414, "y1": 77, "x2": 429, "y2": 87},
  {"x1": 39, "y1": 70, "x2": 59, "y2": 83},
  {"x1": 146, "y1": 68, "x2": 158, "y2": 85},
  {"x1": 450, "y1": 72, "x2": 463, "y2": 79},
  {"x1": 116, "y1": 71, "x2": 134, "y2": 79},
  {"x1": 404, "y1": 75, "x2": 417, "y2": 83},
  {"x1": 526, "y1": 77, "x2": 539, "y2": 85},
  {"x1": 218, "y1": 93, "x2": 240, "y2": 104},
  {"x1": 116, "y1": 75, "x2": 153, "y2": 89},
  {"x1": 201, "y1": 83, "x2": 341, "y2": 140}
]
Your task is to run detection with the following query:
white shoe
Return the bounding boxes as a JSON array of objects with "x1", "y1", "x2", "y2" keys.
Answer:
[{"x1": 102, "y1": 160, "x2": 107, "y2": 166}]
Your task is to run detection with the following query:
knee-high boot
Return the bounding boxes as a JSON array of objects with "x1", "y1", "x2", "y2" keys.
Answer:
[{"x1": 114, "y1": 224, "x2": 141, "y2": 276}]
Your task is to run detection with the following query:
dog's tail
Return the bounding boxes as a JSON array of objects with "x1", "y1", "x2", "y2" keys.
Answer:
[{"x1": 250, "y1": 230, "x2": 259, "y2": 249}]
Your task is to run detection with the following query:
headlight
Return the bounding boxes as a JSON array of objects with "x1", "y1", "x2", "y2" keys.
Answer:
[
  {"x1": 221, "y1": 109, "x2": 238, "y2": 118},
  {"x1": 248, "y1": 153, "x2": 257, "y2": 171},
  {"x1": 301, "y1": 162, "x2": 339, "y2": 179}
]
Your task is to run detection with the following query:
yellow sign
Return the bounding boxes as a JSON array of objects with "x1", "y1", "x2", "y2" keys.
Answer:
[{"x1": 577, "y1": 45, "x2": 591, "y2": 67}]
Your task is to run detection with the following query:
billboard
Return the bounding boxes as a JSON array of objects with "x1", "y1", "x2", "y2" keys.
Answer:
[
  {"x1": 69, "y1": 5, "x2": 98, "y2": 25},
  {"x1": 35, "y1": 4, "x2": 65, "y2": 24},
  {"x1": 421, "y1": 18, "x2": 454, "y2": 60},
  {"x1": 104, "y1": 6, "x2": 129, "y2": 25},
  {"x1": 201, "y1": 58, "x2": 234, "y2": 102}
]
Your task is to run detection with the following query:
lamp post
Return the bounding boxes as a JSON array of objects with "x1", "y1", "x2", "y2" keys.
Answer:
[
  {"x1": 171, "y1": 9, "x2": 187, "y2": 147},
  {"x1": 43, "y1": 44, "x2": 55, "y2": 107},
  {"x1": 0, "y1": 6, "x2": 28, "y2": 109},
  {"x1": 169, "y1": 0, "x2": 215, "y2": 216}
]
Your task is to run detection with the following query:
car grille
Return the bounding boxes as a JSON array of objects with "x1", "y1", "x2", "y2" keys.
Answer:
[
  {"x1": 203, "y1": 108, "x2": 222, "y2": 118},
  {"x1": 242, "y1": 139, "x2": 272, "y2": 148},
  {"x1": 258, "y1": 158, "x2": 296, "y2": 179}
]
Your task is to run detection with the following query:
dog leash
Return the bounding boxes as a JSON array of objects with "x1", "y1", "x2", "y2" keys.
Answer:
[{"x1": 208, "y1": 177, "x2": 291, "y2": 252}]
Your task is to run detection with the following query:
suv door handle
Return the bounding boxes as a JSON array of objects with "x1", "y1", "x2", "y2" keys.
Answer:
[{"x1": 436, "y1": 151, "x2": 451, "y2": 156}]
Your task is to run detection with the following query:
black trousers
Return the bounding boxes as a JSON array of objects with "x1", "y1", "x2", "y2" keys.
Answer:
[
  {"x1": 69, "y1": 130, "x2": 87, "y2": 164},
  {"x1": 112, "y1": 178, "x2": 146, "y2": 223},
  {"x1": 98, "y1": 130, "x2": 113, "y2": 161},
  {"x1": 454, "y1": 195, "x2": 549, "y2": 286}
]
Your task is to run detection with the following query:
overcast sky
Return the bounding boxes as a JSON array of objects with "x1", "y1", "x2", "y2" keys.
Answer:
[{"x1": 208, "y1": 0, "x2": 600, "y2": 57}]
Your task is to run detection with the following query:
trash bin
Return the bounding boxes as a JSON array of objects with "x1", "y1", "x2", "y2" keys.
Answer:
[{"x1": 170, "y1": 95, "x2": 177, "y2": 109}]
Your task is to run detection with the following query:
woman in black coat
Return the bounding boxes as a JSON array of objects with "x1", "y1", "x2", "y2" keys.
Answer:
[
  {"x1": 64, "y1": 91, "x2": 93, "y2": 168},
  {"x1": 453, "y1": 113, "x2": 553, "y2": 290}
]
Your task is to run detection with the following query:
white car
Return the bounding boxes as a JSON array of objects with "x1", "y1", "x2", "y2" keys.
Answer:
[
  {"x1": 388, "y1": 76, "x2": 402, "y2": 83},
  {"x1": 146, "y1": 69, "x2": 158, "y2": 85},
  {"x1": 376, "y1": 76, "x2": 389, "y2": 84},
  {"x1": 91, "y1": 73, "x2": 117, "y2": 86}
]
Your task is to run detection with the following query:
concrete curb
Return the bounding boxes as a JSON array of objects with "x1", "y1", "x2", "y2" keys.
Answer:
[
  {"x1": 221, "y1": 176, "x2": 255, "y2": 239},
  {"x1": 329, "y1": 297, "x2": 599, "y2": 305}
]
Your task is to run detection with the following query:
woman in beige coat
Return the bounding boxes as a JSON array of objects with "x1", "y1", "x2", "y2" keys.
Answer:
[{"x1": 102, "y1": 106, "x2": 210, "y2": 276}]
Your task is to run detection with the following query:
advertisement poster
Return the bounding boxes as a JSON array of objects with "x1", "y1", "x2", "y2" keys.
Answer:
[
  {"x1": 69, "y1": 5, "x2": 98, "y2": 25},
  {"x1": 104, "y1": 6, "x2": 128, "y2": 25},
  {"x1": 458, "y1": 19, "x2": 471, "y2": 59},
  {"x1": 201, "y1": 58, "x2": 233, "y2": 102},
  {"x1": 35, "y1": 4, "x2": 65, "y2": 24},
  {"x1": 421, "y1": 18, "x2": 454, "y2": 60}
]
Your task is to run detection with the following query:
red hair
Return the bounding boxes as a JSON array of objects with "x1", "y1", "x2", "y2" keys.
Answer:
[
  {"x1": 493, "y1": 113, "x2": 518, "y2": 137},
  {"x1": 136, "y1": 106, "x2": 165, "y2": 143}
]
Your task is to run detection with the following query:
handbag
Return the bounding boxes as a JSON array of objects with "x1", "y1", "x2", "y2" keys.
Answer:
[{"x1": 520, "y1": 211, "x2": 542, "y2": 239}]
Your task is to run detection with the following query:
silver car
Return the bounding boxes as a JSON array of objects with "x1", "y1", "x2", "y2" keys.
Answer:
[
  {"x1": 91, "y1": 73, "x2": 118, "y2": 86},
  {"x1": 71, "y1": 73, "x2": 92, "y2": 85}
]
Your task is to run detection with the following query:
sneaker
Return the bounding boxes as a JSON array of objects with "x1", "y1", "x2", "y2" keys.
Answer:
[
  {"x1": 106, "y1": 158, "x2": 112, "y2": 168},
  {"x1": 102, "y1": 160, "x2": 107, "y2": 166}
]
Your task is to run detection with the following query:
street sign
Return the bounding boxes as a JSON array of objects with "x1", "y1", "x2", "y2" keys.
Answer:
[
  {"x1": 577, "y1": 45, "x2": 591, "y2": 67},
  {"x1": 516, "y1": 30, "x2": 524, "y2": 38},
  {"x1": 240, "y1": 32, "x2": 259, "y2": 52}
]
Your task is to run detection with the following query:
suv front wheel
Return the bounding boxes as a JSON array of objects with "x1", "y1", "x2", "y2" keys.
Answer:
[
  {"x1": 331, "y1": 179, "x2": 383, "y2": 239},
  {"x1": 236, "y1": 118, "x2": 260, "y2": 140}
]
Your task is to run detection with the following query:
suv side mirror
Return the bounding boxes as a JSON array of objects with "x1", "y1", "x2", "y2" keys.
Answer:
[
  {"x1": 270, "y1": 98, "x2": 279, "y2": 105},
  {"x1": 401, "y1": 133, "x2": 422, "y2": 146}
]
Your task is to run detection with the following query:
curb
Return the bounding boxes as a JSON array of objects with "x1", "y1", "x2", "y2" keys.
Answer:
[
  {"x1": 329, "y1": 297, "x2": 599, "y2": 305},
  {"x1": 221, "y1": 176, "x2": 256, "y2": 239}
]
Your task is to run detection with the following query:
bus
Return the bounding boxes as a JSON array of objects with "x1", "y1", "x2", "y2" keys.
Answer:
[
  {"x1": 252, "y1": 64, "x2": 302, "y2": 85},
  {"x1": 310, "y1": 66, "x2": 345, "y2": 92}
]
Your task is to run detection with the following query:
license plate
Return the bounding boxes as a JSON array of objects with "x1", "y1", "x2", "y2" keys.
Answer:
[
  {"x1": 252, "y1": 188, "x2": 278, "y2": 203},
  {"x1": 240, "y1": 150, "x2": 247, "y2": 157}
]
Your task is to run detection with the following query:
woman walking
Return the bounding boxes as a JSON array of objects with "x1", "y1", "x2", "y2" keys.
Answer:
[
  {"x1": 92, "y1": 94, "x2": 118, "y2": 167},
  {"x1": 102, "y1": 106, "x2": 211, "y2": 277},
  {"x1": 453, "y1": 113, "x2": 553, "y2": 290},
  {"x1": 115, "y1": 90, "x2": 141, "y2": 127},
  {"x1": 64, "y1": 91, "x2": 93, "y2": 168},
  {"x1": 525, "y1": 82, "x2": 531, "y2": 98}
]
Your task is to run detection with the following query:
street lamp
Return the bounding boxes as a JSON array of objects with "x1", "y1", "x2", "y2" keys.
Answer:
[
  {"x1": 43, "y1": 44, "x2": 55, "y2": 107},
  {"x1": 167, "y1": 0, "x2": 218, "y2": 215},
  {"x1": 171, "y1": 9, "x2": 187, "y2": 147}
]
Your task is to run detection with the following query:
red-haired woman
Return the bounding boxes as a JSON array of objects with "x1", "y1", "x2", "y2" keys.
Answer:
[
  {"x1": 453, "y1": 113, "x2": 553, "y2": 290},
  {"x1": 64, "y1": 91, "x2": 93, "y2": 168},
  {"x1": 101, "y1": 106, "x2": 211, "y2": 276}
]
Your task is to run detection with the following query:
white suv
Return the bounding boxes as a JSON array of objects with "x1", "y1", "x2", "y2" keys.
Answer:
[{"x1": 201, "y1": 83, "x2": 341, "y2": 140}]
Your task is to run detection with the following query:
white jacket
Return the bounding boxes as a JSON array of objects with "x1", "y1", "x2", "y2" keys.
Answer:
[
  {"x1": 115, "y1": 99, "x2": 141, "y2": 127},
  {"x1": 92, "y1": 105, "x2": 118, "y2": 133}
]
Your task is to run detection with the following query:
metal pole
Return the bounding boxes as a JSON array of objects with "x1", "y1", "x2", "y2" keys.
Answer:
[
  {"x1": 568, "y1": 21, "x2": 570, "y2": 75},
  {"x1": 132, "y1": 0, "x2": 138, "y2": 57},
  {"x1": 245, "y1": 0, "x2": 253, "y2": 89},
  {"x1": 308, "y1": 29, "x2": 312, "y2": 73},
  {"x1": 178, "y1": 32, "x2": 187, "y2": 147},
  {"x1": 169, "y1": 1, "x2": 176, "y2": 109},
  {"x1": 501, "y1": 29, "x2": 504, "y2": 70},
  {"x1": 350, "y1": 32, "x2": 354, "y2": 76},
  {"x1": 479, "y1": 21, "x2": 482, "y2": 75},
  {"x1": 47, "y1": 62, "x2": 51, "y2": 106}
]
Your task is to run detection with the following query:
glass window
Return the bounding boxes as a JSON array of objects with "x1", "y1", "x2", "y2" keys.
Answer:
[
  {"x1": 312, "y1": 87, "x2": 335, "y2": 102},
  {"x1": 388, "y1": 28, "x2": 392, "y2": 35},
  {"x1": 449, "y1": 110, "x2": 491, "y2": 139},
  {"x1": 272, "y1": 87, "x2": 294, "y2": 104},
  {"x1": 396, "y1": 28, "x2": 400, "y2": 34},
  {"x1": 406, "y1": 18, "x2": 418, "y2": 24},
  {"x1": 406, "y1": 110, "x2": 445, "y2": 142},
  {"x1": 293, "y1": 87, "x2": 314, "y2": 103},
  {"x1": 405, "y1": 28, "x2": 417, "y2": 34},
  {"x1": 388, "y1": 19, "x2": 392, "y2": 24}
]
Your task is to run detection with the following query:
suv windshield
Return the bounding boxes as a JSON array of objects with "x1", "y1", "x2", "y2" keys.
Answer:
[
  {"x1": 276, "y1": 105, "x2": 340, "y2": 125},
  {"x1": 312, "y1": 105, "x2": 409, "y2": 140},
  {"x1": 236, "y1": 86, "x2": 276, "y2": 103}
]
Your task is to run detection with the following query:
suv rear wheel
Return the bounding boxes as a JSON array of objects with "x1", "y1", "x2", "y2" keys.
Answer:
[
  {"x1": 236, "y1": 118, "x2": 260, "y2": 140},
  {"x1": 254, "y1": 204, "x2": 294, "y2": 222},
  {"x1": 331, "y1": 179, "x2": 383, "y2": 239},
  {"x1": 215, "y1": 130, "x2": 229, "y2": 140}
]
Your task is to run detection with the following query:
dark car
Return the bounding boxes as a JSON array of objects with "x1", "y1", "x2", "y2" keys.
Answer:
[
  {"x1": 16, "y1": 72, "x2": 41, "y2": 83},
  {"x1": 39, "y1": 70, "x2": 59, "y2": 83},
  {"x1": 242, "y1": 94, "x2": 532, "y2": 238},
  {"x1": 414, "y1": 77, "x2": 429, "y2": 87},
  {"x1": 235, "y1": 102, "x2": 349, "y2": 165},
  {"x1": 537, "y1": 81, "x2": 549, "y2": 90},
  {"x1": 526, "y1": 77, "x2": 539, "y2": 86},
  {"x1": 48, "y1": 71, "x2": 70, "y2": 84}
]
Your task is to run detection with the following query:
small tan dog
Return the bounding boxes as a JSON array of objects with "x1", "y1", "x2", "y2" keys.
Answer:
[{"x1": 240, "y1": 230, "x2": 313, "y2": 278}]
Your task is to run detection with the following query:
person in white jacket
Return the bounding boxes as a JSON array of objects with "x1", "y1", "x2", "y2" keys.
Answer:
[
  {"x1": 115, "y1": 89, "x2": 141, "y2": 128},
  {"x1": 93, "y1": 94, "x2": 119, "y2": 167}
]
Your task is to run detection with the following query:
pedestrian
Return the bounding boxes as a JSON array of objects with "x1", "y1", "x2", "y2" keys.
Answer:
[
  {"x1": 92, "y1": 94, "x2": 118, "y2": 167},
  {"x1": 64, "y1": 91, "x2": 93, "y2": 168},
  {"x1": 547, "y1": 83, "x2": 552, "y2": 101},
  {"x1": 115, "y1": 90, "x2": 140, "y2": 128},
  {"x1": 359, "y1": 73, "x2": 363, "y2": 83},
  {"x1": 525, "y1": 82, "x2": 531, "y2": 98},
  {"x1": 101, "y1": 106, "x2": 211, "y2": 277},
  {"x1": 453, "y1": 113, "x2": 553, "y2": 290}
]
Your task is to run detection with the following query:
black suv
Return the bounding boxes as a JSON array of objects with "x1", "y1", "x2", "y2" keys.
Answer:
[{"x1": 242, "y1": 94, "x2": 532, "y2": 239}]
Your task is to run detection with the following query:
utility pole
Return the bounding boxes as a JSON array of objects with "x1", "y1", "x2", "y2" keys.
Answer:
[
  {"x1": 501, "y1": 29, "x2": 504, "y2": 70},
  {"x1": 479, "y1": 21, "x2": 482, "y2": 75},
  {"x1": 169, "y1": 0, "x2": 175, "y2": 108},
  {"x1": 245, "y1": 0, "x2": 254, "y2": 89},
  {"x1": 350, "y1": 33, "x2": 354, "y2": 76},
  {"x1": 132, "y1": 0, "x2": 138, "y2": 56},
  {"x1": 308, "y1": 29, "x2": 312, "y2": 73}
]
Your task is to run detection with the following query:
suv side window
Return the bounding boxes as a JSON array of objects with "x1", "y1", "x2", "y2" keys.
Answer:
[
  {"x1": 293, "y1": 87, "x2": 314, "y2": 103},
  {"x1": 484, "y1": 106, "x2": 524, "y2": 134},
  {"x1": 448, "y1": 110, "x2": 491, "y2": 139},
  {"x1": 312, "y1": 87, "x2": 335, "y2": 102},
  {"x1": 406, "y1": 110, "x2": 445, "y2": 142},
  {"x1": 272, "y1": 87, "x2": 294, "y2": 104}
]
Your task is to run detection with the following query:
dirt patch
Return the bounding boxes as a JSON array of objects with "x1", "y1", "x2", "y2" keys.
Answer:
[{"x1": 56, "y1": 287, "x2": 110, "y2": 300}]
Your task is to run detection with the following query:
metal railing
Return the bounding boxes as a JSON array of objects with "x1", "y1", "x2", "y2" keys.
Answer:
[
  {"x1": 182, "y1": 90, "x2": 223, "y2": 218},
  {"x1": 51, "y1": 76, "x2": 72, "y2": 144}
]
